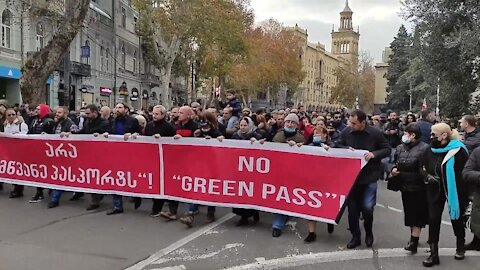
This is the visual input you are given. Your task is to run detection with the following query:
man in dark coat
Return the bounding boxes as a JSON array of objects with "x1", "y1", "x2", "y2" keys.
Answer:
[
  {"x1": 336, "y1": 109, "x2": 391, "y2": 249},
  {"x1": 462, "y1": 147, "x2": 480, "y2": 251}
]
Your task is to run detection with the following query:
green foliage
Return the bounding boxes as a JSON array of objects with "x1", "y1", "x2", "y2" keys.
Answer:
[{"x1": 398, "y1": 0, "x2": 480, "y2": 117}]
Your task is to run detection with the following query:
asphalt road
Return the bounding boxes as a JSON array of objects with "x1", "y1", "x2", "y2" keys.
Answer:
[{"x1": 0, "y1": 181, "x2": 478, "y2": 270}]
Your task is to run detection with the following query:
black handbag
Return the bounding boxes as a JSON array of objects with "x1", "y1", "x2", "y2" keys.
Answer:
[{"x1": 386, "y1": 174, "x2": 402, "y2": 192}]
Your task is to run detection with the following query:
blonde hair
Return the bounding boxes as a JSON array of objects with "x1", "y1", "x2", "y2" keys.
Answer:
[{"x1": 431, "y1": 123, "x2": 461, "y2": 140}]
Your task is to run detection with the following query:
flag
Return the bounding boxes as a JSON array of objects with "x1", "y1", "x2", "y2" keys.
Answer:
[{"x1": 421, "y1": 98, "x2": 428, "y2": 110}]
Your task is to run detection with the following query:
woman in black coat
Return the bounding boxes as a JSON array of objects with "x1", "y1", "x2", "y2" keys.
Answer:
[
  {"x1": 390, "y1": 123, "x2": 429, "y2": 253},
  {"x1": 421, "y1": 123, "x2": 469, "y2": 267},
  {"x1": 462, "y1": 147, "x2": 480, "y2": 251},
  {"x1": 232, "y1": 117, "x2": 263, "y2": 226}
]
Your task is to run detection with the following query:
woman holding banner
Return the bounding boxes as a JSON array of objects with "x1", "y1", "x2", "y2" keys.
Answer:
[
  {"x1": 2, "y1": 107, "x2": 28, "y2": 198},
  {"x1": 231, "y1": 116, "x2": 264, "y2": 226},
  {"x1": 304, "y1": 125, "x2": 335, "y2": 243}
]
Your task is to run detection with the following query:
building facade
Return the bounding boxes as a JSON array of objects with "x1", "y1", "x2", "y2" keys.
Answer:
[
  {"x1": 0, "y1": 0, "x2": 178, "y2": 111},
  {"x1": 374, "y1": 47, "x2": 392, "y2": 113},
  {"x1": 292, "y1": 0, "x2": 359, "y2": 112}
]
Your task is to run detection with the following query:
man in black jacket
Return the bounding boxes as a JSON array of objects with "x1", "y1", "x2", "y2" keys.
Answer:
[
  {"x1": 105, "y1": 102, "x2": 141, "y2": 215},
  {"x1": 65, "y1": 104, "x2": 111, "y2": 210},
  {"x1": 139, "y1": 105, "x2": 177, "y2": 216},
  {"x1": 336, "y1": 109, "x2": 391, "y2": 249},
  {"x1": 28, "y1": 104, "x2": 55, "y2": 203}
]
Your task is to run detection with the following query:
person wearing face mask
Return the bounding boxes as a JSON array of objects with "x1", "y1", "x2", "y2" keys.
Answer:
[
  {"x1": 270, "y1": 113, "x2": 305, "y2": 238},
  {"x1": 390, "y1": 123, "x2": 429, "y2": 254},
  {"x1": 230, "y1": 116, "x2": 264, "y2": 226},
  {"x1": 304, "y1": 126, "x2": 334, "y2": 243},
  {"x1": 421, "y1": 123, "x2": 469, "y2": 267},
  {"x1": 179, "y1": 112, "x2": 225, "y2": 228}
]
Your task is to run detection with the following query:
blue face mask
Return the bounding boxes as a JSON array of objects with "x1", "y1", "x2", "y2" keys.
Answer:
[
  {"x1": 313, "y1": 136, "x2": 322, "y2": 144},
  {"x1": 284, "y1": 126, "x2": 296, "y2": 133}
]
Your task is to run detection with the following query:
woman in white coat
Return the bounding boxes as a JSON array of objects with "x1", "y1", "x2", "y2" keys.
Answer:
[{"x1": 2, "y1": 108, "x2": 28, "y2": 198}]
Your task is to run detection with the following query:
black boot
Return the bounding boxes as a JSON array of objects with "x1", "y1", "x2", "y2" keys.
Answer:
[
  {"x1": 405, "y1": 236, "x2": 419, "y2": 254},
  {"x1": 423, "y1": 243, "x2": 440, "y2": 267},
  {"x1": 455, "y1": 238, "x2": 465, "y2": 260},
  {"x1": 465, "y1": 235, "x2": 480, "y2": 251}
]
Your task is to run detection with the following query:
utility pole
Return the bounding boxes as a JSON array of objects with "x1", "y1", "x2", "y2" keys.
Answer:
[
  {"x1": 436, "y1": 77, "x2": 440, "y2": 115},
  {"x1": 112, "y1": 0, "x2": 117, "y2": 106}
]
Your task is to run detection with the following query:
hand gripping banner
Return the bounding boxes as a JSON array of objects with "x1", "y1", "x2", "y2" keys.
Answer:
[{"x1": 0, "y1": 134, "x2": 367, "y2": 224}]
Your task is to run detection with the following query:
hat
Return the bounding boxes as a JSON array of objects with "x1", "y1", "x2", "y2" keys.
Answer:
[
  {"x1": 191, "y1": 102, "x2": 200, "y2": 108},
  {"x1": 285, "y1": 113, "x2": 299, "y2": 124},
  {"x1": 38, "y1": 104, "x2": 51, "y2": 119},
  {"x1": 242, "y1": 108, "x2": 251, "y2": 113}
]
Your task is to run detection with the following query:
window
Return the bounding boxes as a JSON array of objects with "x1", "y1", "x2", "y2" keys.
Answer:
[
  {"x1": 133, "y1": 16, "x2": 138, "y2": 31},
  {"x1": 83, "y1": 40, "x2": 90, "y2": 64},
  {"x1": 105, "y1": 48, "x2": 109, "y2": 72},
  {"x1": 133, "y1": 50, "x2": 137, "y2": 73},
  {"x1": 121, "y1": 45, "x2": 126, "y2": 69},
  {"x1": 121, "y1": 7, "x2": 126, "y2": 28},
  {"x1": 1, "y1": 9, "x2": 12, "y2": 48},
  {"x1": 35, "y1": 23, "x2": 44, "y2": 51},
  {"x1": 100, "y1": 46, "x2": 105, "y2": 71}
]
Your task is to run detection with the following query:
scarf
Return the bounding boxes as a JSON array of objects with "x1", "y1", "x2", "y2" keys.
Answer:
[{"x1": 431, "y1": 139, "x2": 467, "y2": 220}]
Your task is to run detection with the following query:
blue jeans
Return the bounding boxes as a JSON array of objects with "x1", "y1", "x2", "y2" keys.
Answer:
[
  {"x1": 347, "y1": 182, "x2": 377, "y2": 240},
  {"x1": 272, "y1": 214, "x2": 289, "y2": 230},
  {"x1": 51, "y1": 190, "x2": 63, "y2": 203},
  {"x1": 113, "y1": 195, "x2": 123, "y2": 210}
]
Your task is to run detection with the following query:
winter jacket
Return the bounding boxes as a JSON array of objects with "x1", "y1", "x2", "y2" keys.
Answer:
[
  {"x1": 272, "y1": 129, "x2": 305, "y2": 144},
  {"x1": 76, "y1": 116, "x2": 111, "y2": 135},
  {"x1": 111, "y1": 115, "x2": 141, "y2": 135},
  {"x1": 53, "y1": 118, "x2": 78, "y2": 134},
  {"x1": 144, "y1": 119, "x2": 176, "y2": 137},
  {"x1": 463, "y1": 128, "x2": 480, "y2": 152},
  {"x1": 220, "y1": 97, "x2": 242, "y2": 117},
  {"x1": 232, "y1": 129, "x2": 263, "y2": 140},
  {"x1": 416, "y1": 119, "x2": 433, "y2": 144},
  {"x1": 462, "y1": 147, "x2": 480, "y2": 237},
  {"x1": 4, "y1": 121, "x2": 28, "y2": 135},
  {"x1": 393, "y1": 141, "x2": 429, "y2": 192},
  {"x1": 28, "y1": 117, "x2": 55, "y2": 135},
  {"x1": 336, "y1": 125, "x2": 391, "y2": 185},
  {"x1": 423, "y1": 145, "x2": 469, "y2": 207},
  {"x1": 383, "y1": 120, "x2": 402, "y2": 148},
  {"x1": 176, "y1": 120, "x2": 198, "y2": 138}
]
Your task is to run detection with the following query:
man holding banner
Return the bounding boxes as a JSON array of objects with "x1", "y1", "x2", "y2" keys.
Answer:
[{"x1": 336, "y1": 110, "x2": 391, "y2": 249}]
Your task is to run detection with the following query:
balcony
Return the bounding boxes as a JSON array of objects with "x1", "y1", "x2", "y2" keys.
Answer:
[
  {"x1": 315, "y1": 76, "x2": 325, "y2": 85},
  {"x1": 141, "y1": 73, "x2": 161, "y2": 87}
]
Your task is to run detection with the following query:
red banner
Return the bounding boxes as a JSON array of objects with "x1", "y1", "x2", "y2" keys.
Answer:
[{"x1": 0, "y1": 134, "x2": 366, "y2": 224}]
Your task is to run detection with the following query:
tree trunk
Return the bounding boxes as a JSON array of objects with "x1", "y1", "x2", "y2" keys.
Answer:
[
  {"x1": 158, "y1": 60, "x2": 174, "y2": 108},
  {"x1": 19, "y1": 0, "x2": 90, "y2": 105}
]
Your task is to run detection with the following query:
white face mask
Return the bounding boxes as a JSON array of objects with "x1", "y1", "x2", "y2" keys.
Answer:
[{"x1": 401, "y1": 134, "x2": 411, "y2": 144}]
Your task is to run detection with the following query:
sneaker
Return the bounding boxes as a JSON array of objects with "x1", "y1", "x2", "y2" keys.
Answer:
[
  {"x1": 106, "y1": 208, "x2": 124, "y2": 215},
  {"x1": 29, "y1": 193, "x2": 44, "y2": 203},
  {"x1": 9, "y1": 192, "x2": 23, "y2": 199},
  {"x1": 69, "y1": 192, "x2": 84, "y2": 201},
  {"x1": 304, "y1": 232, "x2": 317, "y2": 243},
  {"x1": 86, "y1": 204, "x2": 100, "y2": 211},
  {"x1": 160, "y1": 211, "x2": 177, "y2": 221},
  {"x1": 272, "y1": 228, "x2": 282, "y2": 238},
  {"x1": 48, "y1": 202, "x2": 59, "y2": 209},
  {"x1": 206, "y1": 213, "x2": 215, "y2": 223},
  {"x1": 150, "y1": 211, "x2": 161, "y2": 217},
  {"x1": 179, "y1": 215, "x2": 194, "y2": 228}
]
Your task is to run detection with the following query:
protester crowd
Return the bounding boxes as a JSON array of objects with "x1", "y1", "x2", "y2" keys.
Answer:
[{"x1": 1, "y1": 89, "x2": 480, "y2": 267}]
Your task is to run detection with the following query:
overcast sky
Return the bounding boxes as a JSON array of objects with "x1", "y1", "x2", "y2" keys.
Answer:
[{"x1": 251, "y1": 0, "x2": 408, "y2": 63}]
